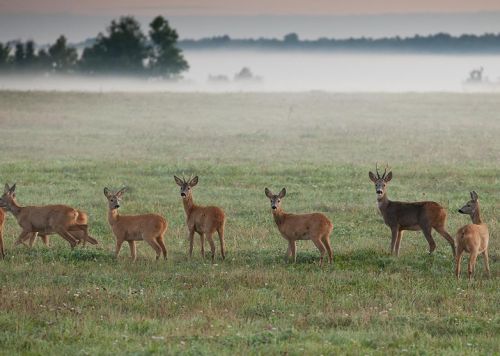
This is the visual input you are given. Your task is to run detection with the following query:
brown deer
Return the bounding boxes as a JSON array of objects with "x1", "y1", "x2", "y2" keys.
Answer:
[
  {"x1": 26, "y1": 209, "x2": 97, "y2": 247},
  {"x1": 369, "y1": 164, "x2": 455, "y2": 256},
  {"x1": 174, "y1": 176, "x2": 226, "y2": 262},
  {"x1": 0, "y1": 208, "x2": 5, "y2": 258},
  {"x1": 104, "y1": 187, "x2": 168, "y2": 261},
  {"x1": 0, "y1": 183, "x2": 96, "y2": 249},
  {"x1": 265, "y1": 187, "x2": 333, "y2": 266},
  {"x1": 455, "y1": 191, "x2": 490, "y2": 279}
]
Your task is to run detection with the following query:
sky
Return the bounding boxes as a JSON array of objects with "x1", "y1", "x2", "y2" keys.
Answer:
[{"x1": 1, "y1": 1, "x2": 500, "y2": 43}]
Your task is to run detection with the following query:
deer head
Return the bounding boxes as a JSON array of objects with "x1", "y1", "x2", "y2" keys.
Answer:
[
  {"x1": 368, "y1": 163, "x2": 393, "y2": 200},
  {"x1": 265, "y1": 187, "x2": 286, "y2": 210},
  {"x1": 458, "y1": 191, "x2": 479, "y2": 215},
  {"x1": 174, "y1": 175, "x2": 198, "y2": 199},
  {"x1": 0, "y1": 183, "x2": 17, "y2": 211},
  {"x1": 104, "y1": 187, "x2": 126, "y2": 210}
]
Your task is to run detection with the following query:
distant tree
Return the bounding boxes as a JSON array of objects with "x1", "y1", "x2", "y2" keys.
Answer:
[
  {"x1": 283, "y1": 33, "x2": 299, "y2": 44},
  {"x1": 24, "y1": 40, "x2": 37, "y2": 67},
  {"x1": 48, "y1": 35, "x2": 78, "y2": 71},
  {"x1": 148, "y1": 15, "x2": 189, "y2": 77},
  {"x1": 80, "y1": 16, "x2": 148, "y2": 73},
  {"x1": 14, "y1": 42, "x2": 25, "y2": 67},
  {"x1": 0, "y1": 42, "x2": 11, "y2": 69}
]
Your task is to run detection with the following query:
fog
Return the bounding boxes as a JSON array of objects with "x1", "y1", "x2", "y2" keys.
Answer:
[{"x1": 2, "y1": 51, "x2": 500, "y2": 92}]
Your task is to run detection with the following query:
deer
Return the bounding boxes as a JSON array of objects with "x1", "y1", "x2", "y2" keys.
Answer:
[
  {"x1": 104, "y1": 187, "x2": 168, "y2": 261},
  {"x1": 455, "y1": 191, "x2": 490, "y2": 279},
  {"x1": 368, "y1": 164, "x2": 456, "y2": 257},
  {"x1": 265, "y1": 187, "x2": 333, "y2": 266},
  {"x1": 0, "y1": 183, "x2": 96, "y2": 249},
  {"x1": 174, "y1": 176, "x2": 226, "y2": 262}
]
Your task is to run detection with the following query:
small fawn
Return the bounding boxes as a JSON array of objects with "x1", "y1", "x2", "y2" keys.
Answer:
[
  {"x1": 104, "y1": 187, "x2": 168, "y2": 261},
  {"x1": 265, "y1": 188, "x2": 333, "y2": 266},
  {"x1": 455, "y1": 191, "x2": 490, "y2": 279},
  {"x1": 174, "y1": 176, "x2": 226, "y2": 262},
  {"x1": 369, "y1": 164, "x2": 456, "y2": 256},
  {"x1": 0, "y1": 183, "x2": 95, "y2": 249}
]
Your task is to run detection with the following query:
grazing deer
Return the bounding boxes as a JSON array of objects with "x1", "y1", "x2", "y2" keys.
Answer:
[
  {"x1": 174, "y1": 176, "x2": 226, "y2": 262},
  {"x1": 104, "y1": 187, "x2": 168, "y2": 261},
  {"x1": 0, "y1": 208, "x2": 5, "y2": 258},
  {"x1": 265, "y1": 188, "x2": 333, "y2": 266},
  {"x1": 369, "y1": 164, "x2": 455, "y2": 256},
  {"x1": 0, "y1": 183, "x2": 96, "y2": 249},
  {"x1": 455, "y1": 191, "x2": 490, "y2": 279}
]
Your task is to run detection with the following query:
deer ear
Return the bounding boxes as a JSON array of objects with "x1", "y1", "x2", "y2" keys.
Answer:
[
  {"x1": 104, "y1": 187, "x2": 111, "y2": 198},
  {"x1": 9, "y1": 183, "x2": 16, "y2": 193},
  {"x1": 278, "y1": 188, "x2": 286, "y2": 198},
  {"x1": 4, "y1": 183, "x2": 10, "y2": 194},
  {"x1": 384, "y1": 171, "x2": 392, "y2": 182},
  {"x1": 189, "y1": 176, "x2": 199, "y2": 187},
  {"x1": 116, "y1": 187, "x2": 127, "y2": 198},
  {"x1": 471, "y1": 191, "x2": 478, "y2": 201},
  {"x1": 174, "y1": 176, "x2": 184, "y2": 186},
  {"x1": 265, "y1": 188, "x2": 273, "y2": 199},
  {"x1": 369, "y1": 172, "x2": 377, "y2": 183}
]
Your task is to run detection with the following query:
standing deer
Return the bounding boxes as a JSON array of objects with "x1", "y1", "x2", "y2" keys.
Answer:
[
  {"x1": 368, "y1": 164, "x2": 456, "y2": 256},
  {"x1": 265, "y1": 187, "x2": 333, "y2": 266},
  {"x1": 174, "y1": 176, "x2": 226, "y2": 262},
  {"x1": 0, "y1": 183, "x2": 96, "y2": 249},
  {"x1": 104, "y1": 187, "x2": 168, "y2": 261},
  {"x1": 455, "y1": 191, "x2": 490, "y2": 279}
]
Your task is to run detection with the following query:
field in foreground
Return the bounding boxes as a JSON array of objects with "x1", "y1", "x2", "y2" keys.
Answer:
[{"x1": 0, "y1": 91, "x2": 498, "y2": 355}]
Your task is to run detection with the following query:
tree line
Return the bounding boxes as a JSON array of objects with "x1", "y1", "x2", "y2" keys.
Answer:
[
  {"x1": 179, "y1": 32, "x2": 500, "y2": 54},
  {"x1": 0, "y1": 16, "x2": 189, "y2": 77}
]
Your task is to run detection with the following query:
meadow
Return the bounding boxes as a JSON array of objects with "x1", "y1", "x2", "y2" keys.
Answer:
[{"x1": 0, "y1": 91, "x2": 498, "y2": 355}]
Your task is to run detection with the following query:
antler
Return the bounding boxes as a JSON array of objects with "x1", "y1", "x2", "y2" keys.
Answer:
[{"x1": 375, "y1": 162, "x2": 380, "y2": 179}]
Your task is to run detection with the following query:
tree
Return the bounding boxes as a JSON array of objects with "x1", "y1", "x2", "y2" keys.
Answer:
[
  {"x1": 0, "y1": 42, "x2": 11, "y2": 69},
  {"x1": 80, "y1": 16, "x2": 148, "y2": 73},
  {"x1": 148, "y1": 16, "x2": 189, "y2": 77},
  {"x1": 48, "y1": 35, "x2": 78, "y2": 71},
  {"x1": 283, "y1": 33, "x2": 299, "y2": 44},
  {"x1": 25, "y1": 40, "x2": 37, "y2": 67},
  {"x1": 14, "y1": 42, "x2": 25, "y2": 67}
]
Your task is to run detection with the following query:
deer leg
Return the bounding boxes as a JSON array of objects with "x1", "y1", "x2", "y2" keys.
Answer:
[
  {"x1": 156, "y1": 236, "x2": 167, "y2": 260},
  {"x1": 55, "y1": 229, "x2": 79, "y2": 249},
  {"x1": 0, "y1": 230, "x2": 4, "y2": 259},
  {"x1": 15, "y1": 230, "x2": 33, "y2": 246},
  {"x1": 468, "y1": 251, "x2": 479, "y2": 280},
  {"x1": 455, "y1": 247, "x2": 464, "y2": 279},
  {"x1": 206, "y1": 233, "x2": 216, "y2": 263},
  {"x1": 390, "y1": 226, "x2": 399, "y2": 255},
  {"x1": 434, "y1": 226, "x2": 456, "y2": 257},
  {"x1": 127, "y1": 241, "x2": 137, "y2": 262},
  {"x1": 199, "y1": 232, "x2": 205, "y2": 258},
  {"x1": 39, "y1": 234, "x2": 49, "y2": 247},
  {"x1": 28, "y1": 232, "x2": 37, "y2": 248},
  {"x1": 188, "y1": 229, "x2": 195, "y2": 258},
  {"x1": 286, "y1": 242, "x2": 292, "y2": 262},
  {"x1": 483, "y1": 249, "x2": 490, "y2": 278},
  {"x1": 312, "y1": 238, "x2": 326, "y2": 267},
  {"x1": 290, "y1": 240, "x2": 297, "y2": 263},
  {"x1": 421, "y1": 226, "x2": 436, "y2": 254},
  {"x1": 394, "y1": 230, "x2": 404, "y2": 257},
  {"x1": 145, "y1": 238, "x2": 162, "y2": 260},
  {"x1": 217, "y1": 225, "x2": 225, "y2": 260},
  {"x1": 115, "y1": 239, "x2": 124, "y2": 259},
  {"x1": 322, "y1": 234, "x2": 333, "y2": 264}
]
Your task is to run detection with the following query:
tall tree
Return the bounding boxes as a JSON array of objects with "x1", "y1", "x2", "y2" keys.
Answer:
[
  {"x1": 148, "y1": 16, "x2": 189, "y2": 77},
  {"x1": 48, "y1": 35, "x2": 78, "y2": 71},
  {"x1": 0, "y1": 42, "x2": 11, "y2": 69},
  {"x1": 14, "y1": 42, "x2": 25, "y2": 67},
  {"x1": 81, "y1": 16, "x2": 148, "y2": 73}
]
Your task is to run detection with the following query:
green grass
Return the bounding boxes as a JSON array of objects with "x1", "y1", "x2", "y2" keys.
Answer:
[{"x1": 0, "y1": 91, "x2": 498, "y2": 355}]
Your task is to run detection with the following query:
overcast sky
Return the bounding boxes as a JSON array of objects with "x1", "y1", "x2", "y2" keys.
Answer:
[{"x1": 1, "y1": 1, "x2": 500, "y2": 43}]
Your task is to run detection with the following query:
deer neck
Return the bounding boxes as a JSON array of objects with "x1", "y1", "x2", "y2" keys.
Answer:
[
  {"x1": 272, "y1": 207, "x2": 286, "y2": 226},
  {"x1": 471, "y1": 205, "x2": 483, "y2": 225},
  {"x1": 108, "y1": 208, "x2": 119, "y2": 225},
  {"x1": 6, "y1": 199, "x2": 23, "y2": 219},
  {"x1": 377, "y1": 193, "x2": 389, "y2": 210},
  {"x1": 182, "y1": 194, "x2": 196, "y2": 217}
]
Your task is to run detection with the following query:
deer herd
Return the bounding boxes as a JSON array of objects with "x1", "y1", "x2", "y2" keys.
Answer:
[{"x1": 0, "y1": 165, "x2": 492, "y2": 279}]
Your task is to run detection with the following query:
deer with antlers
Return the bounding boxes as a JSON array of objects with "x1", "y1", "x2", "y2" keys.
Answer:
[
  {"x1": 368, "y1": 164, "x2": 456, "y2": 256},
  {"x1": 265, "y1": 187, "x2": 333, "y2": 266},
  {"x1": 104, "y1": 187, "x2": 168, "y2": 261},
  {"x1": 0, "y1": 183, "x2": 96, "y2": 249},
  {"x1": 174, "y1": 176, "x2": 226, "y2": 262},
  {"x1": 455, "y1": 191, "x2": 490, "y2": 279}
]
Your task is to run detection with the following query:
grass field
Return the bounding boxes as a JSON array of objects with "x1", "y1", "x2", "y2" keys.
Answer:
[{"x1": 0, "y1": 91, "x2": 498, "y2": 355}]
